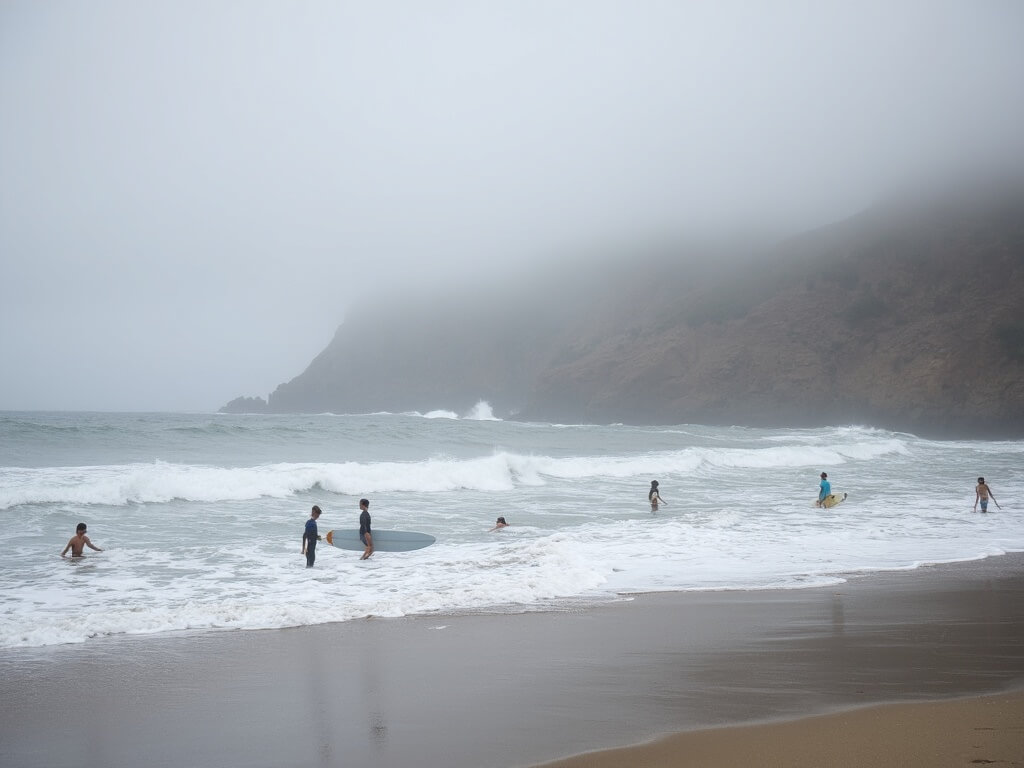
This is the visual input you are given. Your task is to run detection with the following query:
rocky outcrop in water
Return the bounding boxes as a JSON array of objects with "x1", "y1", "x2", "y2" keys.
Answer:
[{"x1": 220, "y1": 395, "x2": 268, "y2": 414}]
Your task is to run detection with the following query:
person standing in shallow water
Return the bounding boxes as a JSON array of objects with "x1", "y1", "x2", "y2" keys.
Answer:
[
  {"x1": 61, "y1": 522, "x2": 102, "y2": 558},
  {"x1": 974, "y1": 477, "x2": 1000, "y2": 513},
  {"x1": 816, "y1": 472, "x2": 831, "y2": 507},
  {"x1": 359, "y1": 498, "x2": 374, "y2": 560},
  {"x1": 302, "y1": 506, "x2": 322, "y2": 568},
  {"x1": 649, "y1": 481, "x2": 666, "y2": 510}
]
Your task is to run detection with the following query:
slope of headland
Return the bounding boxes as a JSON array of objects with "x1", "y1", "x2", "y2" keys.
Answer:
[{"x1": 222, "y1": 181, "x2": 1024, "y2": 437}]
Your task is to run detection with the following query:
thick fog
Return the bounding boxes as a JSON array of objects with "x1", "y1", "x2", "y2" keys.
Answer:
[{"x1": 2, "y1": 1, "x2": 1023, "y2": 411}]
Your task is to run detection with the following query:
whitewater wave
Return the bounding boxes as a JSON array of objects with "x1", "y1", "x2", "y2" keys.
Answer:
[
  {"x1": 421, "y1": 409, "x2": 460, "y2": 419},
  {"x1": 0, "y1": 438, "x2": 908, "y2": 509},
  {"x1": 0, "y1": 533, "x2": 608, "y2": 648},
  {"x1": 411, "y1": 401, "x2": 502, "y2": 421},
  {"x1": 464, "y1": 401, "x2": 501, "y2": 421}
]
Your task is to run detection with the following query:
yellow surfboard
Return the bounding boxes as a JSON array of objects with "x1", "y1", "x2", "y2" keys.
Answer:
[{"x1": 818, "y1": 492, "x2": 847, "y2": 509}]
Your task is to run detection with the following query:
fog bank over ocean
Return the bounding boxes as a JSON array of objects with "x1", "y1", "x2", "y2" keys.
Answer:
[{"x1": 3, "y1": 2, "x2": 1024, "y2": 412}]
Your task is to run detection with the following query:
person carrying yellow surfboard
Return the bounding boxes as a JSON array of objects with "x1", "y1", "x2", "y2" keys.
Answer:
[{"x1": 816, "y1": 472, "x2": 831, "y2": 508}]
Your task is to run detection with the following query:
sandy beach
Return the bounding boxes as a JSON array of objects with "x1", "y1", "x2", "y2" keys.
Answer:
[
  {"x1": 2, "y1": 554, "x2": 1023, "y2": 768},
  {"x1": 539, "y1": 691, "x2": 1024, "y2": 768}
]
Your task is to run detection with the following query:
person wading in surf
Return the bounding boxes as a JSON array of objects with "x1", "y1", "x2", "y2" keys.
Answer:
[
  {"x1": 301, "y1": 505, "x2": 322, "y2": 567},
  {"x1": 649, "y1": 480, "x2": 667, "y2": 510},
  {"x1": 974, "y1": 477, "x2": 1000, "y2": 513},
  {"x1": 61, "y1": 522, "x2": 103, "y2": 558},
  {"x1": 816, "y1": 472, "x2": 831, "y2": 507},
  {"x1": 359, "y1": 498, "x2": 374, "y2": 560}
]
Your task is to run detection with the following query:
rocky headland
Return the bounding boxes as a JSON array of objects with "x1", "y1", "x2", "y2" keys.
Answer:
[{"x1": 223, "y1": 183, "x2": 1024, "y2": 437}]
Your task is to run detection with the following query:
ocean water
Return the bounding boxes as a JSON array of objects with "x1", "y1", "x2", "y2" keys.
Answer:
[{"x1": 1, "y1": 406, "x2": 1021, "y2": 649}]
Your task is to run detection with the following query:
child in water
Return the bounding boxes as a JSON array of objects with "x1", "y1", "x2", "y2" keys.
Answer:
[
  {"x1": 489, "y1": 516, "x2": 509, "y2": 531},
  {"x1": 649, "y1": 481, "x2": 666, "y2": 510},
  {"x1": 61, "y1": 523, "x2": 103, "y2": 558}
]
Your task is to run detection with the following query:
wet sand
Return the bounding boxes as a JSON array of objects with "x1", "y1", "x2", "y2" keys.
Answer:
[{"x1": 1, "y1": 554, "x2": 1023, "y2": 768}]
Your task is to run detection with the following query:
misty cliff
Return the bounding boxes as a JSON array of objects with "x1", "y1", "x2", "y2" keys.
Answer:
[{"x1": 224, "y1": 184, "x2": 1024, "y2": 437}]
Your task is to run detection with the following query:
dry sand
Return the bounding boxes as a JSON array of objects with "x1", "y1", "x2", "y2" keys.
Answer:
[
  {"x1": 1, "y1": 554, "x2": 1023, "y2": 768},
  {"x1": 537, "y1": 691, "x2": 1024, "y2": 768}
]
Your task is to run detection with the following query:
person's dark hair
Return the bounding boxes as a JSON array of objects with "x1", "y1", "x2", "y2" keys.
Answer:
[
  {"x1": 311, "y1": 505, "x2": 321, "y2": 515},
  {"x1": 821, "y1": 472, "x2": 828, "y2": 478},
  {"x1": 496, "y1": 517, "x2": 506, "y2": 524},
  {"x1": 978, "y1": 477, "x2": 985, "y2": 484},
  {"x1": 360, "y1": 498, "x2": 369, "y2": 507},
  {"x1": 650, "y1": 480, "x2": 659, "y2": 487},
  {"x1": 76, "y1": 523, "x2": 87, "y2": 533}
]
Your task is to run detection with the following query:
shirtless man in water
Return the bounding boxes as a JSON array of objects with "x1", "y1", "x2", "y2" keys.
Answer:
[
  {"x1": 974, "y1": 477, "x2": 1001, "y2": 513},
  {"x1": 61, "y1": 523, "x2": 103, "y2": 557}
]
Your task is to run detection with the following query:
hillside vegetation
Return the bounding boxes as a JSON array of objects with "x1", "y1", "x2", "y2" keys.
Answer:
[{"x1": 223, "y1": 183, "x2": 1024, "y2": 437}]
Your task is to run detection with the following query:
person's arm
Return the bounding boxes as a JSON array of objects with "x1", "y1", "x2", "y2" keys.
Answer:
[
  {"x1": 990, "y1": 489, "x2": 1001, "y2": 509},
  {"x1": 61, "y1": 538, "x2": 72, "y2": 558},
  {"x1": 84, "y1": 535, "x2": 102, "y2": 552},
  {"x1": 974, "y1": 488, "x2": 979, "y2": 510}
]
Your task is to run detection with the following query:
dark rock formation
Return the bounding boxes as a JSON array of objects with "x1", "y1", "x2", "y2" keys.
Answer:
[
  {"x1": 522, "y1": 186, "x2": 1024, "y2": 436},
  {"x1": 220, "y1": 395, "x2": 268, "y2": 414}
]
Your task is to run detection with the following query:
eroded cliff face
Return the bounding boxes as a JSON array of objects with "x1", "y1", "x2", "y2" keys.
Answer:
[{"x1": 225, "y1": 185, "x2": 1024, "y2": 436}]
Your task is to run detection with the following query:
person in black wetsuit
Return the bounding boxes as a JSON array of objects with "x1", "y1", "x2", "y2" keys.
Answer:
[
  {"x1": 302, "y1": 505, "x2": 322, "y2": 567},
  {"x1": 359, "y1": 498, "x2": 373, "y2": 560}
]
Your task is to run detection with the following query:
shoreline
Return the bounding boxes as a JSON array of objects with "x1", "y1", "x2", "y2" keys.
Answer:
[
  {"x1": 535, "y1": 689, "x2": 1024, "y2": 768},
  {"x1": 2, "y1": 553, "x2": 1023, "y2": 768}
]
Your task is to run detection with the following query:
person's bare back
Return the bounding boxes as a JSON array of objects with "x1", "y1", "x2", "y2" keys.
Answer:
[
  {"x1": 974, "y1": 477, "x2": 1000, "y2": 513},
  {"x1": 62, "y1": 524, "x2": 102, "y2": 557}
]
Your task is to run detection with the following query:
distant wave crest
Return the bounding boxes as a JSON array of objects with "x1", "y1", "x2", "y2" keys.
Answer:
[
  {"x1": 409, "y1": 400, "x2": 501, "y2": 421},
  {"x1": 0, "y1": 437, "x2": 907, "y2": 509}
]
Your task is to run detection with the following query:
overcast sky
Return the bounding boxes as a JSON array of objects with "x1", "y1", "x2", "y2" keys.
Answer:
[{"x1": 2, "y1": 1, "x2": 1023, "y2": 411}]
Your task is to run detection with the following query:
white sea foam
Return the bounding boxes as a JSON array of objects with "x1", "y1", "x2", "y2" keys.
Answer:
[
  {"x1": 464, "y1": 400, "x2": 501, "y2": 420},
  {"x1": 406, "y1": 400, "x2": 500, "y2": 421},
  {"x1": 1, "y1": 412, "x2": 1021, "y2": 648},
  {"x1": 0, "y1": 437, "x2": 909, "y2": 509},
  {"x1": 422, "y1": 409, "x2": 460, "y2": 419}
]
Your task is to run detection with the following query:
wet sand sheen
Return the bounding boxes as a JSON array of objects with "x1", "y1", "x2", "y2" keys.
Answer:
[{"x1": 1, "y1": 554, "x2": 1023, "y2": 768}]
